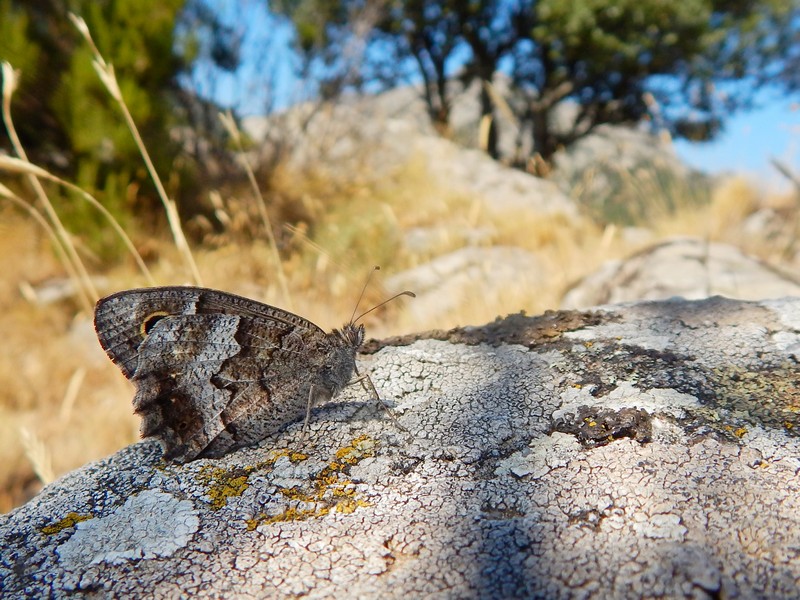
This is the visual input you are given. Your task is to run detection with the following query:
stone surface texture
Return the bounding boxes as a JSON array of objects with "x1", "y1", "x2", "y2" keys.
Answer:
[
  {"x1": 2, "y1": 296, "x2": 800, "y2": 599},
  {"x1": 242, "y1": 84, "x2": 578, "y2": 221}
]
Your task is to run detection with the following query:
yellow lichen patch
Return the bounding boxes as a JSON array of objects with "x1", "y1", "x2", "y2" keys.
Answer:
[
  {"x1": 279, "y1": 487, "x2": 309, "y2": 501},
  {"x1": 333, "y1": 435, "x2": 376, "y2": 466},
  {"x1": 197, "y1": 453, "x2": 299, "y2": 510},
  {"x1": 329, "y1": 484, "x2": 357, "y2": 499},
  {"x1": 266, "y1": 448, "x2": 309, "y2": 463},
  {"x1": 722, "y1": 424, "x2": 748, "y2": 440},
  {"x1": 246, "y1": 436, "x2": 377, "y2": 530},
  {"x1": 336, "y1": 498, "x2": 372, "y2": 514},
  {"x1": 265, "y1": 505, "x2": 324, "y2": 524},
  {"x1": 40, "y1": 512, "x2": 93, "y2": 535},
  {"x1": 197, "y1": 465, "x2": 257, "y2": 510}
]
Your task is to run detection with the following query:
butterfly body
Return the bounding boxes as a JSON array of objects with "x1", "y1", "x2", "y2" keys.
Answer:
[{"x1": 94, "y1": 287, "x2": 363, "y2": 463}]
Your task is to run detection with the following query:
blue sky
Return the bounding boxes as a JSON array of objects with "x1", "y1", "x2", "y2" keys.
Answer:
[{"x1": 673, "y1": 99, "x2": 799, "y2": 193}]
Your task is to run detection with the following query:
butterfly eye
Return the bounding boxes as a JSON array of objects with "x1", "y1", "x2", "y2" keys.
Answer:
[{"x1": 140, "y1": 311, "x2": 171, "y2": 338}]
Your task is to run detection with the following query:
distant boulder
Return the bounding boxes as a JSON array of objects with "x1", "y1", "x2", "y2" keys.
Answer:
[{"x1": 562, "y1": 236, "x2": 800, "y2": 309}]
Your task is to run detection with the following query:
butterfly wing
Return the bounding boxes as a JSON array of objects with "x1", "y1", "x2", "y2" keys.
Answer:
[
  {"x1": 94, "y1": 286, "x2": 325, "y2": 378},
  {"x1": 94, "y1": 287, "x2": 337, "y2": 462}
]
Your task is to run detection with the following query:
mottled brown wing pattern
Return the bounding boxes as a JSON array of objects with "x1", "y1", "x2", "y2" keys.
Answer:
[
  {"x1": 94, "y1": 287, "x2": 326, "y2": 377},
  {"x1": 94, "y1": 286, "x2": 363, "y2": 463}
]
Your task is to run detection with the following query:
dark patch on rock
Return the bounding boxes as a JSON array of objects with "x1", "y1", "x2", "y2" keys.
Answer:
[
  {"x1": 362, "y1": 309, "x2": 606, "y2": 353},
  {"x1": 555, "y1": 343, "x2": 698, "y2": 399},
  {"x1": 545, "y1": 337, "x2": 799, "y2": 440},
  {"x1": 552, "y1": 406, "x2": 653, "y2": 448}
]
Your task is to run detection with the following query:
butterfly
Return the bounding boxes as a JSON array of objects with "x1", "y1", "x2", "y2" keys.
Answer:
[{"x1": 94, "y1": 285, "x2": 408, "y2": 463}]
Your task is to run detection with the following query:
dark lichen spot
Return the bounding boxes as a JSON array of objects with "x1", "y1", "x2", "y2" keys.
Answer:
[
  {"x1": 361, "y1": 310, "x2": 606, "y2": 352},
  {"x1": 552, "y1": 406, "x2": 652, "y2": 448}
]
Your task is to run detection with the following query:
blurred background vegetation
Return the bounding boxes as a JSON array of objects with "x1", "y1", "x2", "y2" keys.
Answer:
[
  {"x1": 2, "y1": 0, "x2": 798, "y2": 240},
  {"x1": 0, "y1": 0, "x2": 799, "y2": 511}
]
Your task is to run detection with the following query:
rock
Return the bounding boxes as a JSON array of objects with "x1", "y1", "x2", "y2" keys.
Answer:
[
  {"x1": 551, "y1": 123, "x2": 690, "y2": 184},
  {"x1": 385, "y1": 246, "x2": 545, "y2": 325},
  {"x1": 418, "y1": 135, "x2": 576, "y2": 217},
  {"x1": 18, "y1": 277, "x2": 109, "y2": 306},
  {"x1": 3, "y1": 296, "x2": 800, "y2": 598},
  {"x1": 242, "y1": 86, "x2": 577, "y2": 221},
  {"x1": 562, "y1": 236, "x2": 800, "y2": 309},
  {"x1": 546, "y1": 123, "x2": 714, "y2": 228}
]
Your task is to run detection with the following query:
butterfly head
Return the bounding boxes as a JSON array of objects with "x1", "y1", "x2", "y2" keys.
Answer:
[{"x1": 338, "y1": 322, "x2": 365, "y2": 350}]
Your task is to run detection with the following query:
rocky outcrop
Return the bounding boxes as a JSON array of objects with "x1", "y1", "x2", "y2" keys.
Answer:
[
  {"x1": 562, "y1": 236, "x2": 800, "y2": 309},
  {"x1": 3, "y1": 296, "x2": 800, "y2": 598},
  {"x1": 242, "y1": 85, "x2": 578, "y2": 220}
]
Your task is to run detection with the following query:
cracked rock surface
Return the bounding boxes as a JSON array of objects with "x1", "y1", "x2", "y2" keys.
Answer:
[{"x1": 2, "y1": 296, "x2": 800, "y2": 599}]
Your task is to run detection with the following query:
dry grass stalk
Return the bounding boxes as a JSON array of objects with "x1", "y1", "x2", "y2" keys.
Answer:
[
  {"x1": 1, "y1": 63, "x2": 95, "y2": 314},
  {"x1": 0, "y1": 156, "x2": 155, "y2": 286},
  {"x1": 219, "y1": 110, "x2": 291, "y2": 307},
  {"x1": 59, "y1": 368, "x2": 86, "y2": 423},
  {"x1": 19, "y1": 427, "x2": 55, "y2": 486},
  {"x1": 0, "y1": 189, "x2": 79, "y2": 294},
  {"x1": 68, "y1": 12, "x2": 203, "y2": 286}
]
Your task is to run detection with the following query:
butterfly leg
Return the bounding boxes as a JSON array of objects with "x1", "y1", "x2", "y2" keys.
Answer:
[
  {"x1": 295, "y1": 385, "x2": 318, "y2": 446},
  {"x1": 352, "y1": 365, "x2": 408, "y2": 433}
]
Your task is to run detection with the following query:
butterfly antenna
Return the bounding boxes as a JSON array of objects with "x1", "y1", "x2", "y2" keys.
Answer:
[
  {"x1": 350, "y1": 266, "x2": 381, "y2": 324},
  {"x1": 354, "y1": 290, "x2": 415, "y2": 324}
]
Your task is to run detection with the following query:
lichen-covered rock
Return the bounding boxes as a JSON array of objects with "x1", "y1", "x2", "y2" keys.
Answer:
[{"x1": 2, "y1": 296, "x2": 800, "y2": 599}]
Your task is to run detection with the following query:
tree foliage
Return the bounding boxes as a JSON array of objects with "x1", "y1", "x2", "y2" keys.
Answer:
[
  {"x1": 0, "y1": 0, "x2": 240, "y2": 248},
  {"x1": 272, "y1": 0, "x2": 389, "y2": 100},
  {"x1": 1, "y1": 1, "x2": 178, "y2": 218},
  {"x1": 275, "y1": 0, "x2": 799, "y2": 164}
]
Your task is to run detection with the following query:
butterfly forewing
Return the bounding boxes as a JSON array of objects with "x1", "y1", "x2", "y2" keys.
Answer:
[{"x1": 95, "y1": 287, "x2": 324, "y2": 376}]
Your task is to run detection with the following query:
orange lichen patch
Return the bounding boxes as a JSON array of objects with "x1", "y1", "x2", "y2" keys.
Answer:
[{"x1": 40, "y1": 512, "x2": 94, "y2": 535}]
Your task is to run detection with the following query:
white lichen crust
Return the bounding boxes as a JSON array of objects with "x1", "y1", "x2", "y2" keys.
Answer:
[{"x1": 56, "y1": 490, "x2": 199, "y2": 567}]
